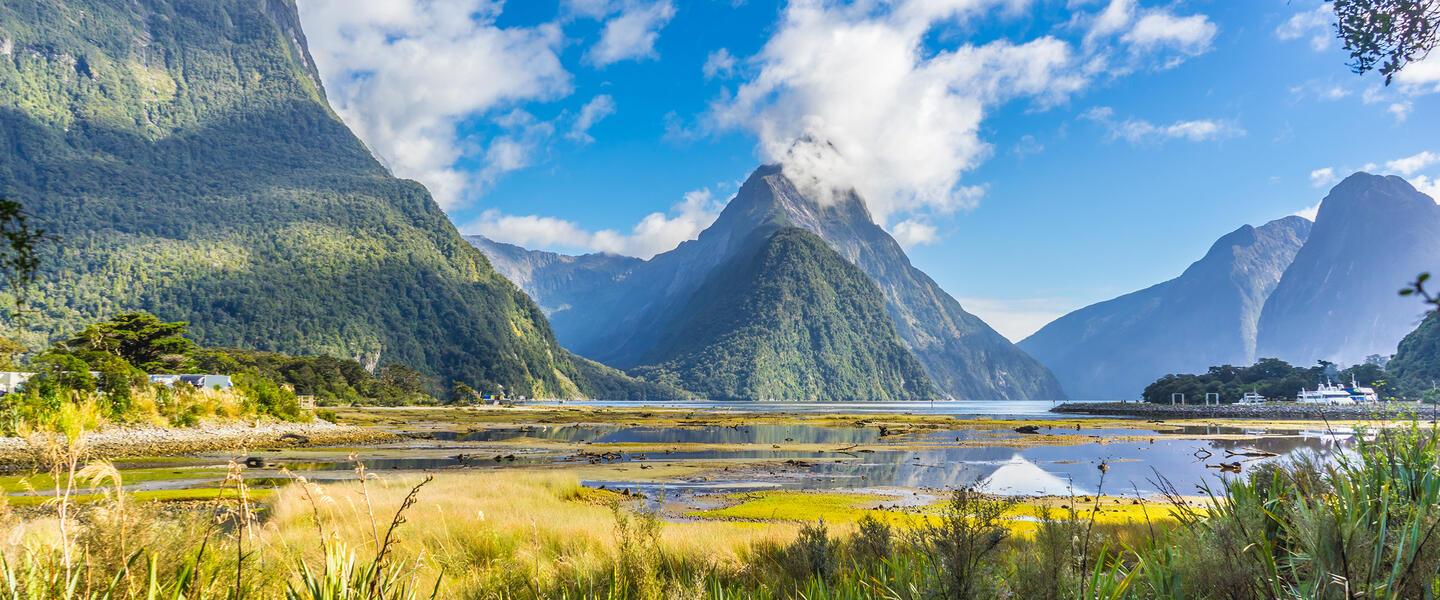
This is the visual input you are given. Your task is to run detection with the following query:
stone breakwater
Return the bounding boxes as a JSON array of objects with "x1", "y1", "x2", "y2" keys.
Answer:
[
  {"x1": 1052, "y1": 401, "x2": 1437, "y2": 420},
  {"x1": 0, "y1": 420, "x2": 397, "y2": 468}
]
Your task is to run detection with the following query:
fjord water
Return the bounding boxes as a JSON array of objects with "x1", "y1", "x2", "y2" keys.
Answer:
[
  {"x1": 252, "y1": 402, "x2": 1348, "y2": 503},
  {"x1": 525, "y1": 399, "x2": 1078, "y2": 418}
]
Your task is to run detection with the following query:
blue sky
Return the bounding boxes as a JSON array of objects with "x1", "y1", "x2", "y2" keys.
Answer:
[{"x1": 296, "y1": 0, "x2": 1440, "y2": 341}]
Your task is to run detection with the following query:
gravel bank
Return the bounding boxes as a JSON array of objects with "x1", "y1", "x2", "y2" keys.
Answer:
[
  {"x1": 0, "y1": 420, "x2": 398, "y2": 469},
  {"x1": 1052, "y1": 401, "x2": 1437, "y2": 420}
]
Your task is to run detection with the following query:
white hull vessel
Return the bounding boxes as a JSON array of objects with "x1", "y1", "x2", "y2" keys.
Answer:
[{"x1": 1296, "y1": 380, "x2": 1379, "y2": 404}]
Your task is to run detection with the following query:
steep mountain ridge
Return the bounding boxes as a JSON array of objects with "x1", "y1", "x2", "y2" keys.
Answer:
[
  {"x1": 628, "y1": 227, "x2": 936, "y2": 400},
  {"x1": 1256, "y1": 173, "x2": 1440, "y2": 365},
  {"x1": 0, "y1": 0, "x2": 601, "y2": 397},
  {"x1": 1020, "y1": 216, "x2": 1311, "y2": 399},
  {"x1": 471, "y1": 165, "x2": 1066, "y2": 400}
]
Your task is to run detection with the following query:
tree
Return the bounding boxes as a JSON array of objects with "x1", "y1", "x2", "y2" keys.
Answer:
[
  {"x1": 0, "y1": 337, "x2": 26, "y2": 369},
  {"x1": 62, "y1": 313, "x2": 195, "y2": 373},
  {"x1": 450, "y1": 381, "x2": 479, "y2": 404},
  {"x1": 1333, "y1": 0, "x2": 1440, "y2": 84},
  {"x1": 0, "y1": 199, "x2": 48, "y2": 317}
]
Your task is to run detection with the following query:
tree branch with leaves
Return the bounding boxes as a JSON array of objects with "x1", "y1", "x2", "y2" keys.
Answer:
[{"x1": 1333, "y1": 0, "x2": 1440, "y2": 84}]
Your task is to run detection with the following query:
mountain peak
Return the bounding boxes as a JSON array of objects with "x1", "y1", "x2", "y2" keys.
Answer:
[
  {"x1": 1319, "y1": 172, "x2": 1434, "y2": 221},
  {"x1": 719, "y1": 165, "x2": 876, "y2": 234}
]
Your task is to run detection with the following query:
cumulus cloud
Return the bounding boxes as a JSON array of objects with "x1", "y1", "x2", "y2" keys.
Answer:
[
  {"x1": 709, "y1": 0, "x2": 1096, "y2": 226},
  {"x1": 703, "y1": 48, "x2": 738, "y2": 79},
  {"x1": 1292, "y1": 203, "x2": 1321, "y2": 221},
  {"x1": 1386, "y1": 151, "x2": 1440, "y2": 176},
  {"x1": 1080, "y1": 0, "x2": 1217, "y2": 72},
  {"x1": 1394, "y1": 54, "x2": 1440, "y2": 94},
  {"x1": 1122, "y1": 11, "x2": 1216, "y2": 55},
  {"x1": 1309, "y1": 167, "x2": 1338, "y2": 187},
  {"x1": 465, "y1": 188, "x2": 724, "y2": 258},
  {"x1": 890, "y1": 219, "x2": 939, "y2": 248},
  {"x1": 1413, "y1": 175, "x2": 1440, "y2": 201},
  {"x1": 1083, "y1": 106, "x2": 1244, "y2": 143},
  {"x1": 568, "y1": 94, "x2": 617, "y2": 143},
  {"x1": 1389, "y1": 102, "x2": 1413, "y2": 122},
  {"x1": 480, "y1": 110, "x2": 556, "y2": 183},
  {"x1": 1275, "y1": 5, "x2": 1332, "y2": 51},
  {"x1": 297, "y1": 0, "x2": 571, "y2": 209},
  {"x1": 584, "y1": 1, "x2": 677, "y2": 66}
]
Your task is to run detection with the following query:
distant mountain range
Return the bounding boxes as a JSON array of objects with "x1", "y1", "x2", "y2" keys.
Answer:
[
  {"x1": 1023, "y1": 172, "x2": 1438, "y2": 400},
  {"x1": 471, "y1": 165, "x2": 1066, "y2": 400},
  {"x1": 1020, "y1": 216, "x2": 1312, "y2": 400}
]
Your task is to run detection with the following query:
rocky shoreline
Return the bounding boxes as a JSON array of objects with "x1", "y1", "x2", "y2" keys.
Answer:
[
  {"x1": 0, "y1": 420, "x2": 397, "y2": 469},
  {"x1": 1052, "y1": 401, "x2": 1440, "y2": 420}
]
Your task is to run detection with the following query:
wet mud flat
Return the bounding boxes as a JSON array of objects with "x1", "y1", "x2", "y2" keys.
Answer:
[
  {"x1": 1053, "y1": 401, "x2": 1438, "y2": 421},
  {"x1": 0, "y1": 404, "x2": 1363, "y2": 520}
]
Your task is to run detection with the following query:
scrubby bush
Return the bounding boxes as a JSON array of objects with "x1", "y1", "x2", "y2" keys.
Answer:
[
  {"x1": 849, "y1": 514, "x2": 893, "y2": 562},
  {"x1": 784, "y1": 520, "x2": 838, "y2": 582}
]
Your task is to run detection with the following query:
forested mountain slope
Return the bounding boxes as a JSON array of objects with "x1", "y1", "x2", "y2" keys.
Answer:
[
  {"x1": 0, "y1": 0, "x2": 604, "y2": 397},
  {"x1": 627, "y1": 227, "x2": 935, "y2": 401},
  {"x1": 1388, "y1": 313, "x2": 1440, "y2": 397}
]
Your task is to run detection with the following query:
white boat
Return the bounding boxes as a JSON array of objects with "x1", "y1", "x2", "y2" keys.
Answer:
[
  {"x1": 1239, "y1": 391, "x2": 1265, "y2": 404},
  {"x1": 1297, "y1": 379, "x2": 1379, "y2": 404}
]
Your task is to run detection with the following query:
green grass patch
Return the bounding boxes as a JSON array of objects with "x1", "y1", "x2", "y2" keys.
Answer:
[
  {"x1": 689, "y1": 490, "x2": 931, "y2": 526},
  {"x1": 7, "y1": 486, "x2": 275, "y2": 507},
  {"x1": 0, "y1": 466, "x2": 225, "y2": 493}
]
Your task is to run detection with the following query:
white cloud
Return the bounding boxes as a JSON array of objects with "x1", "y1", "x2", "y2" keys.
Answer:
[
  {"x1": 1122, "y1": 11, "x2": 1216, "y2": 55},
  {"x1": 1309, "y1": 167, "x2": 1338, "y2": 188},
  {"x1": 1275, "y1": 5, "x2": 1332, "y2": 51},
  {"x1": 297, "y1": 0, "x2": 571, "y2": 209},
  {"x1": 703, "y1": 48, "x2": 738, "y2": 79},
  {"x1": 1292, "y1": 203, "x2": 1320, "y2": 221},
  {"x1": 952, "y1": 296, "x2": 1078, "y2": 342},
  {"x1": 1412, "y1": 175, "x2": 1440, "y2": 201},
  {"x1": 1084, "y1": 0, "x2": 1134, "y2": 46},
  {"x1": 568, "y1": 94, "x2": 617, "y2": 143},
  {"x1": 1012, "y1": 134, "x2": 1044, "y2": 157},
  {"x1": 585, "y1": 1, "x2": 677, "y2": 66},
  {"x1": 709, "y1": 0, "x2": 1093, "y2": 226},
  {"x1": 1083, "y1": 106, "x2": 1244, "y2": 143},
  {"x1": 1389, "y1": 101, "x2": 1413, "y2": 122},
  {"x1": 464, "y1": 188, "x2": 724, "y2": 258},
  {"x1": 1386, "y1": 151, "x2": 1440, "y2": 176},
  {"x1": 1394, "y1": 54, "x2": 1440, "y2": 94},
  {"x1": 890, "y1": 219, "x2": 939, "y2": 248},
  {"x1": 1080, "y1": 0, "x2": 1217, "y2": 72},
  {"x1": 1290, "y1": 80, "x2": 1349, "y2": 101},
  {"x1": 563, "y1": 0, "x2": 616, "y2": 19}
]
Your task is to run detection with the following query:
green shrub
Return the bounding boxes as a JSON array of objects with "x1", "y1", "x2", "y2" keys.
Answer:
[{"x1": 784, "y1": 520, "x2": 838, "y2": 582}]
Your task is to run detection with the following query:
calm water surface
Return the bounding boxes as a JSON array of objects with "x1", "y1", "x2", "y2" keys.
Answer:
[{"x1": 522, "y1": 399, "x2": 1084, "y2": 419}]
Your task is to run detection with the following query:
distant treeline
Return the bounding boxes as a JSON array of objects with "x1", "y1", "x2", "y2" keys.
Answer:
[
  {"x1": 0, "y1": 313, "x2": 445, "y2": 432},
  {"x1": 1142, "y1": 358, "x2": 1403, "y2": 404}
]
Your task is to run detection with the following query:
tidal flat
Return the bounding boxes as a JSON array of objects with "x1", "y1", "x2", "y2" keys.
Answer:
[
  {"x1": 0, "y1": 401, "x2": 1359, "y2": 521},
  {"x1": 0, "y1": 401, "x2": 1414, "y2": 599}
]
